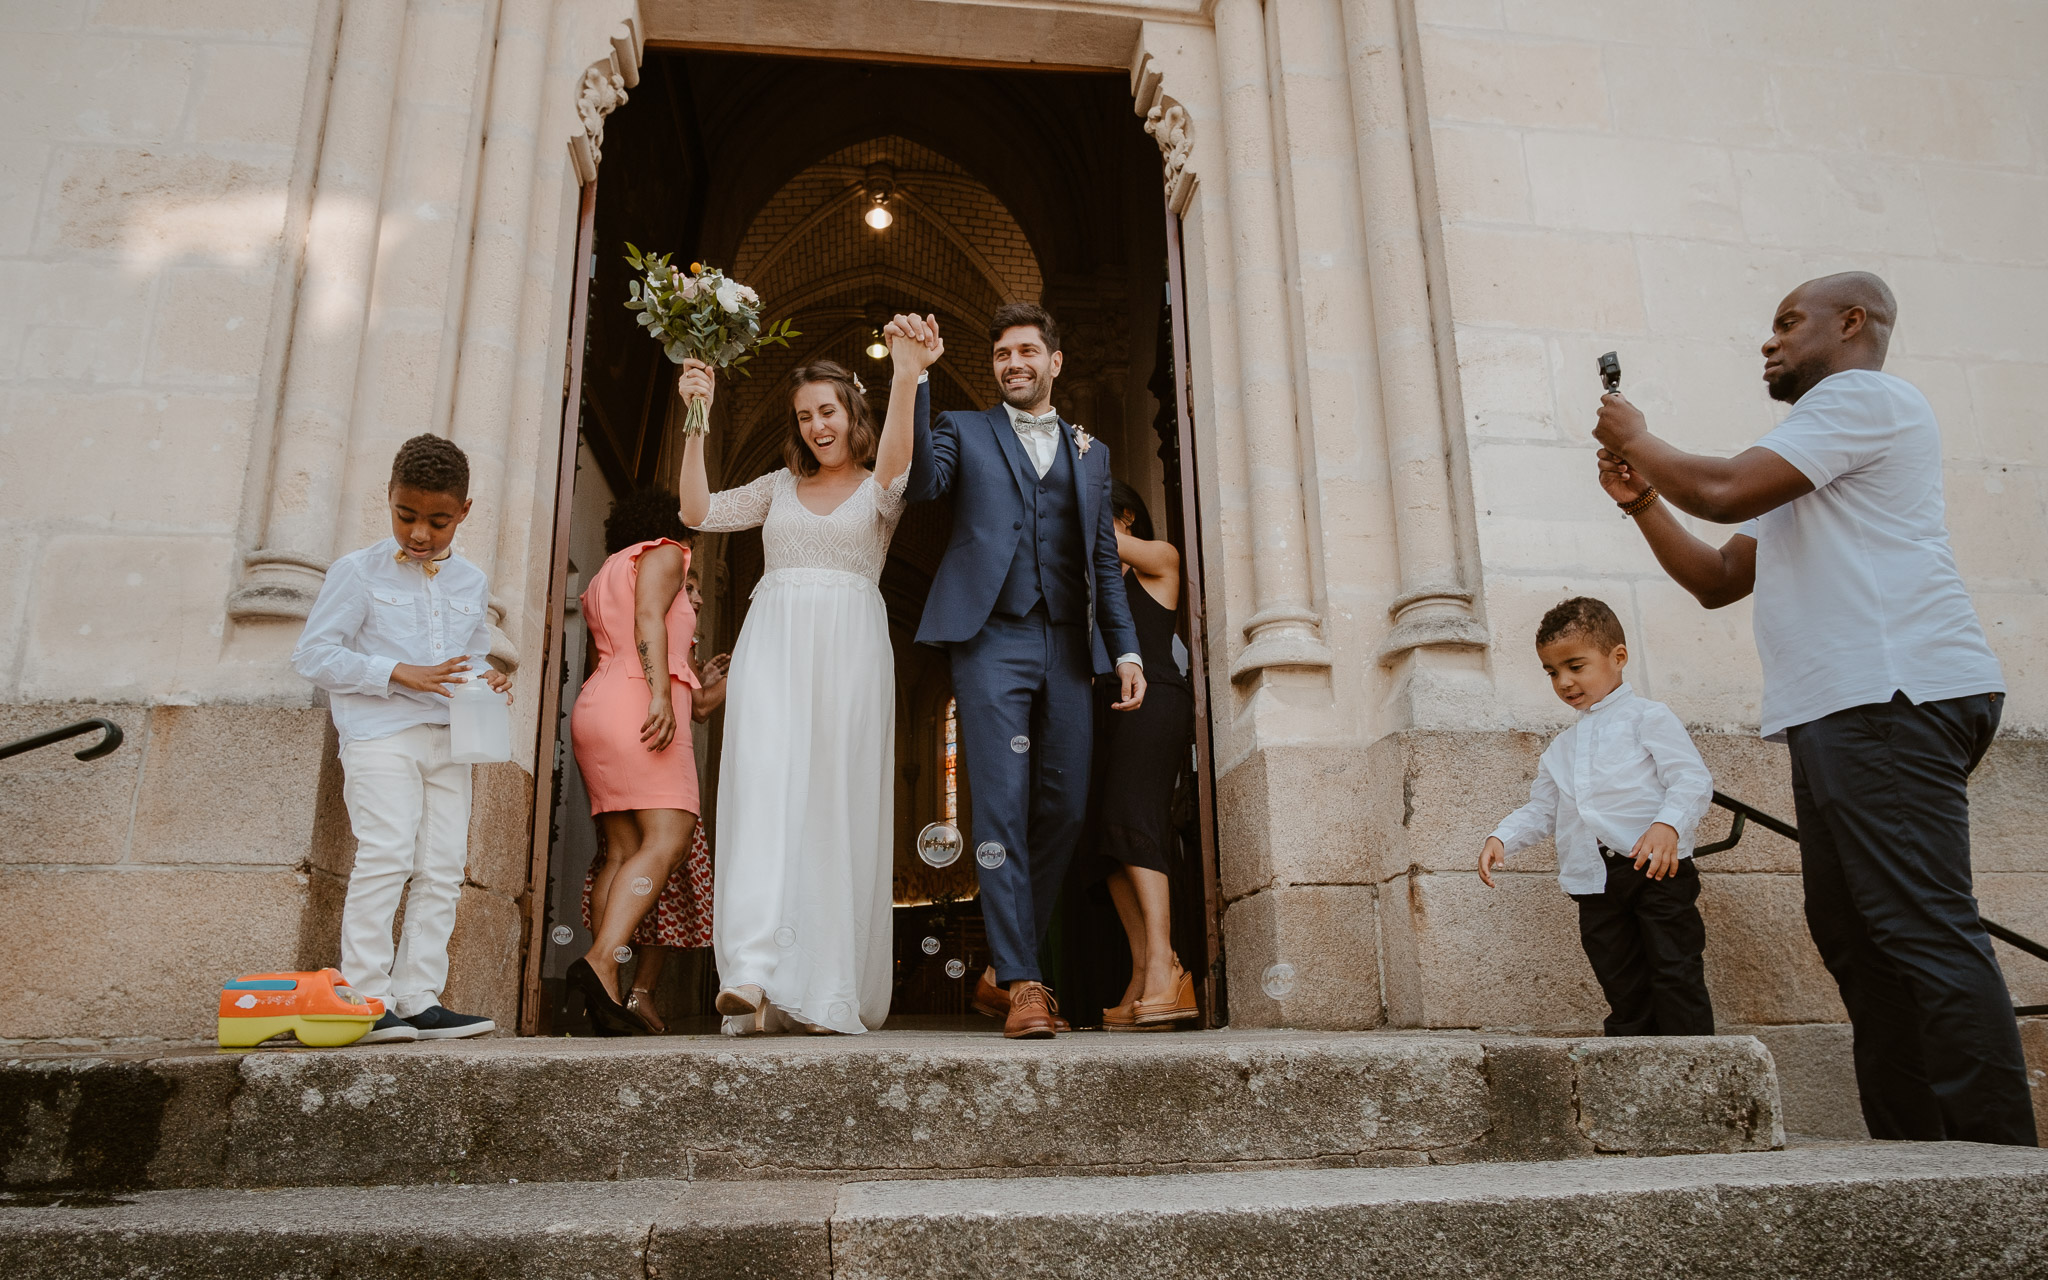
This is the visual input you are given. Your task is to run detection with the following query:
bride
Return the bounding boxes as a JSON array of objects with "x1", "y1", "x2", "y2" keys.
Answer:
[{"x1": 678, "y1": 314, "x2": 943, "y2": 1034}]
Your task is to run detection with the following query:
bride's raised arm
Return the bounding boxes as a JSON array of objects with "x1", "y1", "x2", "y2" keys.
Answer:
[
  {"x1": 676, "y1": 358, "x2": 716, "y2": 526},
  {"x1": 874, "y1": 313, "x2": 942, "y2": 491}
]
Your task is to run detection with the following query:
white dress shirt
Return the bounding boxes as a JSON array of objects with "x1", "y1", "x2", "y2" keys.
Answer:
[
  {"x1": 1735, "y1": 369, "x2": 2003, "y2": 740},
  {"x1": 1488, "y1": 683, "x2": 1714, "y2": 895},
  {"x1": 291, "y1": 537, "x2": 494, "y2": 747},
  {"x1": 1000, "y1": 401, "x2": 1142, "y2": 671},
  {"x1": 1003, "y1": 401, "x2": 1064, "y2": 478}
]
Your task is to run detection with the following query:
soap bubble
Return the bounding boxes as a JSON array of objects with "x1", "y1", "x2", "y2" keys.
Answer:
[
  {"x1": 774, "y1": 926, "x2": 796, "y2": 948},
  {"x1": 976, "y1": 841, "x2": 1007, "y2": 869},
  {"x1": 1010, "y1": 735, "x2": 1030, "y2": 753},
  {"x1": 916, "y1": 822, "x2": 962, "y2": 868},
  {"x1": 550, "y1": 926, "x2": 573, "y2": 946},
  {"x1": 630, "y1": 876, "x2": 653, "y2": 896},
  {"x1": 921, "y1": 936, "x2": 941, "y2": 955},
  {"x1": 614, "y1": 946, "x2": 634, "y2": 964},
  {"x1": 945, "y1": 959, "x2": 966, "y2": 979},
  {"x1": 1261, "y1": 962, "x2": 1297, "y2": 999}
]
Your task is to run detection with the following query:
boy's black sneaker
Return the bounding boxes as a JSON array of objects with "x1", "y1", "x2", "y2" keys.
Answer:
[
  {"x1": 405, "y1": 1005, "x2": 496, "y2": 1039},
  {"x1": 358, "y1": 1010, "x2": 419, "y2": 1044}
]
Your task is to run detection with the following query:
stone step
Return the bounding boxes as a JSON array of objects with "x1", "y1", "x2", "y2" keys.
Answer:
[
  {"x1": 2, "y1": 1031, "x2": 1780, "y2": 1192},
  {"x1": 4, "y1": 1144, "x2": 2044, "y2": 1278}
]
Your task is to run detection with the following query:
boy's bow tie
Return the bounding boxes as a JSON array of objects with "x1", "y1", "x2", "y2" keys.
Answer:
[{"x1": 395, "y1": 548, "x2": 441, "y2": 577}]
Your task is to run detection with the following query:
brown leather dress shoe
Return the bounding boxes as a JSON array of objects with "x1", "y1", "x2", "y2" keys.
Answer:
[
  {"x1": 977, "y1": 971, "x2": 1070, "y2": 1031},
  {"x1": 1004, "y1": 981, "x2": 1059, "y2": 1039},
  {"x1": 972, "y1": 969, "x2": 1009, "y2": 1019}
]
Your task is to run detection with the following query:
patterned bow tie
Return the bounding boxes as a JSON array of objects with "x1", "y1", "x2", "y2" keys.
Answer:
[
  {"x1": 395, "y1": 547, "x2": 441, "y2": 578},
  {"x1": 1014, "y1": 412, "x2": 1059, "y2": 433}
]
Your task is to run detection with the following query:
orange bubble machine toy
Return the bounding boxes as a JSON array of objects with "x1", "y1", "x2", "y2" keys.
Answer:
[{"x1": 217, "y1": 969, "x2": 383, "y2": 1048}]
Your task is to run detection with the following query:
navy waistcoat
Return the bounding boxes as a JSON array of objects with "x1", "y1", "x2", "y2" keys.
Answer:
[{"x1": 992, "y1": 429, "x2": 1087, "y2": 623}]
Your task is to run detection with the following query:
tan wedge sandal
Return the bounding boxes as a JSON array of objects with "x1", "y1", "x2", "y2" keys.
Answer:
[{"x1": 1132, "y1": 967, "x2": 1199, "y2": 1027}]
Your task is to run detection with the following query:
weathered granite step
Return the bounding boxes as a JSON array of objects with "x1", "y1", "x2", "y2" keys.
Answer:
[
  {"x1": 1, "y1": 1031, "x2": 1781, "y2": 1193},
  {"x1": 4, "y1": 1144, "x2": 2044, "y2": 1279}
]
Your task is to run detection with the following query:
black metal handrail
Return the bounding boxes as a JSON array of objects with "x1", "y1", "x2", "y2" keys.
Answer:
[
  {"x1": 0, "y1": 717, "x2": 124, "y2": 763},
  {"x1": 1699, "y1": 790, "x2": 2048, "y2": 1017}
]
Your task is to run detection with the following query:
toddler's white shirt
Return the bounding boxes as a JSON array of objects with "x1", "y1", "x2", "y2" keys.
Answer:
[
  {"x1": 291, "y1": 537, "x2": 494, "y2": 746},
  {"x1": 1488, "y1": 683, "x2": 1713, "y2": 895}
]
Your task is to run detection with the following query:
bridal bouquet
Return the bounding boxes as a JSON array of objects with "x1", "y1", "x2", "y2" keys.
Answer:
[{"x1": 623, "y1": 245, "x2": 799, "y2": 437}]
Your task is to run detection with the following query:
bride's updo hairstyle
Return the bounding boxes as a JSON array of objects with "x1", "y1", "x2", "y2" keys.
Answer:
[{"x1": 783, "y1": 360, "x2": 881, "y2": 476}]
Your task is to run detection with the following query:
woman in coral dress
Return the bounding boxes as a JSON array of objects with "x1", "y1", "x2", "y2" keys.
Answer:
[
  {"x1": 677, "y1": 316, "x2": 942, "y2": 1035},
  {"x1": 567, "y1": 489, "x2": 701, "y2": 1034}
]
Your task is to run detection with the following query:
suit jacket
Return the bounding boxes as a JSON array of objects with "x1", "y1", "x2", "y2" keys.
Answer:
[{"x1": 907, "y1": 382, "x2": 1139, "y2": 676}]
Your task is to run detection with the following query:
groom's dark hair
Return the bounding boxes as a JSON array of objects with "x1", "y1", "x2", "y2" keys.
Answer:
[{"x1": 989, "y1": 301, "x2": 1060, "y2": 352}]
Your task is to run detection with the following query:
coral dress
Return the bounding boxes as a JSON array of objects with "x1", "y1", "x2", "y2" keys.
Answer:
[{"x1": 570, "y1": 538, "x2": 702, "y2": 816}]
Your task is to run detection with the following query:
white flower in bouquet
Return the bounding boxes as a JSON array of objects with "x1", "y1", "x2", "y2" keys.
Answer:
[{"x1": 623, "y1": 244, "x2": 799, "y2": 437}]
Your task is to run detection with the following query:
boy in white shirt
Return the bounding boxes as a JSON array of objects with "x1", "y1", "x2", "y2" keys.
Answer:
[
  {"x1": 292, "y1": 434, "x2": 509, "y2": 1043},
  {"x1": 1479, "y1": 597, "x2": 1716, "y2": 1036}
]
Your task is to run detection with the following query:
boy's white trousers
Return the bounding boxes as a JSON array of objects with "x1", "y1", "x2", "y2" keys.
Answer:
[{"x1": 339, "y1": 723, "x2": 471, "y2": 1017}]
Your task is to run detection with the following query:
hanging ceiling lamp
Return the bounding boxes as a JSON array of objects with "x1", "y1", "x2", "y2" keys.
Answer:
[
  {"x1": 863, "y1": 162, "x2": 896, "y2": 231},
  {"x1": 865, "y1": 329, "x2": 888, "y2": 360}
]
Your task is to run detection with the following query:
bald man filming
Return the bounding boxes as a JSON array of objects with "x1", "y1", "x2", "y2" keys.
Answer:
[{"x1": 1592, "y1": 272, "x2": 2033, "y2": 1148}]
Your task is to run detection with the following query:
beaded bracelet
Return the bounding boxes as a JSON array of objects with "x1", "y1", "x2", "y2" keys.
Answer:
[{"x1": 1619, "y1": 487, "x2": 1660, "y2": 518}]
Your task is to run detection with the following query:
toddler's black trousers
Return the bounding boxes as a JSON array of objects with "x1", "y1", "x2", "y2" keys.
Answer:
[{"x1": 1572, "y1": 851, "x2": 1715, "y2": 1037}]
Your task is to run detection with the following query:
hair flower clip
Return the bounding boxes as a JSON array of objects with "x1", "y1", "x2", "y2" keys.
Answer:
[
  {"x1": 1071, "y1": 424, "x2": 1093, "y2": 457},
  {"x1": 851, "y1": 373, "x2": 867, "y2": 395}
]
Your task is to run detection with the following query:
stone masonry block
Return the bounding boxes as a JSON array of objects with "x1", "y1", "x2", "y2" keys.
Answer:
[
  {"x1": 143, "y1": 267, "x2": 275, "y2": 384},
  {"x1": 1525, "y1": 132, "x2": 1742, "y2": 240},
  {"x1": 0, "y1": 1052, "x2": 237, "y2": 1191},
  {"x1": 1604, "y1": 49, "x2": 1778, "y2": 145},
  {"x1": 1223, "y1": 885, "x2": 1382, "y2": 1030},
  {"x1": 1427, "y1": 125, "x2": 1530, "y2": 226},
  {"x1": 441, "y1": 885, "x2": 522, "y2": 1031},
  {"x1": 189, "y1": 42, "x2": 310, "y2": 148},
  {"x1": 1734, "y1": 149, "x2": 1937, "y2": 257},
  {"x1": 1971, "y1": 739, "x2": 2048, "y2": 873},
  {"x1": 1571, "y1": 1036, "x2": 1783, "y2": 1154},
  {"x1": 465, "y1": 760, "x2": 534, "y2": 897},
  {"x1": 0, "y1": 703, "x2": 148, "y2": 865},
  {"x1": 0, "y1": 388, "x2": 255, "y2": 527},
  {"x1": 129, "y1": 705, "x2": 328, "y2": 865},
  {"x1": 20, "y1": 535, "x2": 236, "y2": 701},
  {"x1": 1728, "y1": 1022, "x2": 1867, "y2": 1141},
  {"x1": 1441, "y1": 225, "x2": 1646, "y2": 333},
  {"x1": 1416, "y1": 29, "x2": 1609, "y2": 129},
  {"x1": 0, "y1": 867, "x2": 309, "y2": 1042},
  {"x1": 1215, "y1": 744, "x2": 1376, "y2": 900},
  {"x1": 1978, "y1": 873, "x2": 2048, "y2": 1008},
  {"x1": 42, "y1": 146, "x2": 290, "y2": 260},
  {"x1": 4, "y1": 33, "x2": 195, "y2": 145},
  {"x1": 1367, "y1": 729, "x2": 1554, "y2": 877},
  {"x1": 1384, "y1": 868, "x2": 1604, "y2": 1032},
  {"x1": 1963, "y1": 359, "x2": 2048, "y2": 464},
  {"x1": 1698, "y1": 872, "x2": 1845, "y2": 1027},
  {"x1": 88, "y1": 0, "x2": 319, "y2": 41}
]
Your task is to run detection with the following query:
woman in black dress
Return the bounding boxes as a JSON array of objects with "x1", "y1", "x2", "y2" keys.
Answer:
[{"x1": 1099, "y1": 481, "x2": 1198, "y2": 1028}]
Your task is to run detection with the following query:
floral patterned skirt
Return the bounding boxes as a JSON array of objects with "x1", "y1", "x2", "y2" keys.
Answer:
[{"x1": 580, "y1": 820, "x2": 713, "y2": 948}]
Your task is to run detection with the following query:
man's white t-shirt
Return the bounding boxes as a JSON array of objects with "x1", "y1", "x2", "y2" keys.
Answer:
[{"x1": 1736, "y1": 369, "x2": 2003, "y2": 740}]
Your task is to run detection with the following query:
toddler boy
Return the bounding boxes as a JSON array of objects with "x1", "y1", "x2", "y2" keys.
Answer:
[
  {"x1": 292, "y1": 434, "x2": 508, "y2": 1043},
  {"x1": 1478, "y1": 597, "x2": 1716, "y2": 1036}
]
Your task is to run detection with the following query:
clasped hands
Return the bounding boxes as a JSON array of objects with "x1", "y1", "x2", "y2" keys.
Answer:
[
  {"x1": 880, "y1": 313, "x2": 944, "y2": 371},
  {"x1": 1477, "y1": 822, "x2": 1682, "y2": 887}
]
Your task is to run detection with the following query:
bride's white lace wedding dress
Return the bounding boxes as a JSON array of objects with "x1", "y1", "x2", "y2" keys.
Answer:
[{"x1": 697, "y1": 466, "x2": 908, "y2": 1034}]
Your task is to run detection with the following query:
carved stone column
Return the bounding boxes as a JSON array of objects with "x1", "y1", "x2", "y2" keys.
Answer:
[
  {"x1": 229, "y1": 0, "x2": 410, "y2": 623},
  {"x1": 1211, "y1": 0, "x2": 1333, "y2": 683},
  {"x1": 1341, "y1": 0, "x2": 1487, "y2": 666},
  {"x1": 444, "y1": 0, "x2": 577, "y2": 667}
]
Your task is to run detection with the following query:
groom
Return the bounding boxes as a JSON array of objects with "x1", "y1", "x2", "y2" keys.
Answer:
[{"x1": 904, "y1": 302, "x2": 1145, "y2": 1039}]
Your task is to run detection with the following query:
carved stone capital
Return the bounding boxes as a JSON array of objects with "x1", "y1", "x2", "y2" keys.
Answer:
[
  {"x1": 1131, "y1": 51, "x2": 1196, "y2": 215},
  {"x1": 227, "y1": 550, "x2": 331, "y2": 624},
  {"x1": 571, "y1": 65, "x2": 628, "y2": 184},
  {"x1": 1374, "y1": 588, "x2": 1488, "y2": 666}
]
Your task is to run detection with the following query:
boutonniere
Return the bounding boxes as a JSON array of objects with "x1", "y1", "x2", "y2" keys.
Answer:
[{"x1": 1070, "y1": 424, "x2": 1093, "y2": 458}]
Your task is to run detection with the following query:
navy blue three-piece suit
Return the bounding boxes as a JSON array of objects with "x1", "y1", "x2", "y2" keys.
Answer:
[{"x1": 907, "y1": 382, "x2": 1140, "y2": 985}]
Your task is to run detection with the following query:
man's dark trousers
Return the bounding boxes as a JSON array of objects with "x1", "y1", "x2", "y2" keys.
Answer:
[
  {"x1": 1572, "y1": 852, "x2": 1715, "y2": 1037},
  {"x1": 1789, "y1": 691, "x2": 2035, "y2": 1146},
  {"x1": 950, "y1": 607, "x2": 1093, "y2": 985}
]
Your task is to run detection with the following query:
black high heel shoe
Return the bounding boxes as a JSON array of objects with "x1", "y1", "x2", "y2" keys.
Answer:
[{"x1": 567, "y1": 957, "x2": 638, "y2": 1036}]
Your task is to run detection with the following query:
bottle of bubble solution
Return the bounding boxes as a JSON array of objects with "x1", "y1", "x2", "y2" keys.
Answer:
[{"x1": 449, "y1": 665, "x2": 512, "y2": 764}]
